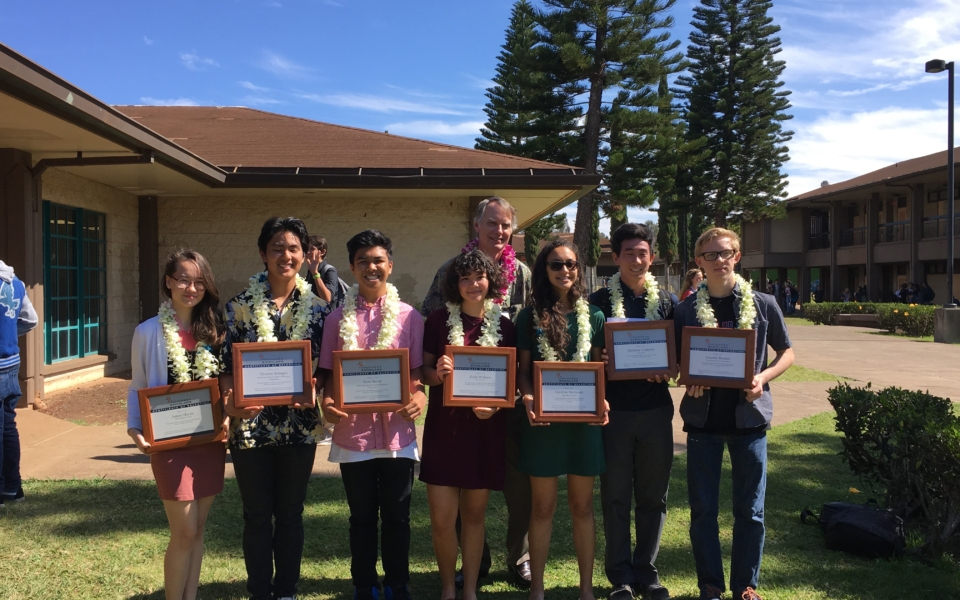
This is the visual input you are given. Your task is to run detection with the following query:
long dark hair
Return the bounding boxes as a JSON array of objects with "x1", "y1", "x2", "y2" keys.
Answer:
[
  {"x1": 531, "y1": 239, "x2": 586, "y2": 358},
  {"x1": 160, "y1": 249, "x2": 225, "y2": 347},
  {"x1": 441, "y1": 250, "x2": 505, "y2": 305}
]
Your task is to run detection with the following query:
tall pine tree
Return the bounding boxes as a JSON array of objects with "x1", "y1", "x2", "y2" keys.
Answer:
[
  {"x1": 676, "y1": 0, "x2": 793, "y2": 227},
  {"x1": 538, "y1": 0, "x2": 684, "y2": 266},
  {"x1": 476, "y1": 0, "x2": 580, "y2": 164}
]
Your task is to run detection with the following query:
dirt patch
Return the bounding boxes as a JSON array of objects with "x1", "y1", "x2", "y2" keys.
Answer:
[{"x1": 39, "y1": 371, "x2": 131, "y2": 426}]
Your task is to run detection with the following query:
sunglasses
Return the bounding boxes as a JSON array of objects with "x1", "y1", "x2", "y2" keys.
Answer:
[
  {"x1": 547, "y1": 260, "x2": 580, "y2": 272},
  {"x1": 698, "y1": 249, "x2": 736, "y2": 261}
]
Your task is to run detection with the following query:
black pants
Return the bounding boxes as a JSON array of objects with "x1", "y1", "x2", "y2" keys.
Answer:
[
  {"x1": 599, "y1": 404, "x2": 675, "y2": 589},
  {"x1": 340, "y1": 457, "x2": 416, "y2": 588},
  {"x1": 232, "y1": 443, "x2": 317, "y2": 600}
]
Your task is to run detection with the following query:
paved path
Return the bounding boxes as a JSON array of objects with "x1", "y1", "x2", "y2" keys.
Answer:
[{"x1": 18, "y1": 322, "x2": 958, "y2": 480}]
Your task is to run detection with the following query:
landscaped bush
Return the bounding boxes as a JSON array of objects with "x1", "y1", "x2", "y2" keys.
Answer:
[
  {"x1": 802, "y1": 302, "x2": 881, "y2": 325},
  {"x1": 875, "y1": 303, "x2": 936, "y2": 337},
  {"x1": 829, "y1": 383, "x2": 960, "y2": 554}
]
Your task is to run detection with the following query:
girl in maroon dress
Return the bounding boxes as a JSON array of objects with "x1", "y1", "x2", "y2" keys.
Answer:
[{"x1": 421, "y1": 250, "x2": 517, "y2": 600}]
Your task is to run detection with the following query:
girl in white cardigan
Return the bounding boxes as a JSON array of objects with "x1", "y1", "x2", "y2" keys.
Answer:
[{"x1": 127, "y1": 249, "x2": 226, "y2": 600}]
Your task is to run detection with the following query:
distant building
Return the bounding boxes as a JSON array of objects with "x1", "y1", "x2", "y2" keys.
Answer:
[{"x1": 740, "y1": 148, "x2": 959, "y2": 303}]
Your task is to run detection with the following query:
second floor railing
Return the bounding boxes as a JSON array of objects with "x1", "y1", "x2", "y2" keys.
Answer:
[
  {"x1": 923, "y1": 215, "x2": 960, "y2": 239},
  {"x1": 877, "y1": 220, "x2": 910, "y2": 243},
  {"x1": 840, "y1": 227, "x2": 865, "y2": 247},
  {"x1": 808, "y1": 231, "x2": 831, "y2": 250}
]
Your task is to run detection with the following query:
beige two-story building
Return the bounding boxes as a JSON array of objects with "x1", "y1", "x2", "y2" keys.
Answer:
[{"x1": 740, "y1": 149, "x2": 959, "y2": 304}]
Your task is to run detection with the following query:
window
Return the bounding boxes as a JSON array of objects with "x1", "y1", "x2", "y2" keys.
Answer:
[{"x1": 42, "y1": 202, "x2": 107, "y2": 363}]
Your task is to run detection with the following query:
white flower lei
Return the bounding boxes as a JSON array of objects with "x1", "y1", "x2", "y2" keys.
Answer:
[
  {"x1": 339, "y1": 283, "x2": 402, "y2": 350},
  {"x1": 446, "y1": 300, "x2": 503, "y2": 347},
  {"x1": 694, "y1": 274, "x2": 757, "y2": 330},
  {"x1": 247, "y1": 272, "x2": 316, "y2": 342},
  {"x1": 537, "y1": 297, "x2": 592, "y2": 362},
  {"x1": 609, "y1": 271, "x2": 662, "y2": 320},
  {"x1": 158, "y1": 300, "x2": 219, "y2": 383}
]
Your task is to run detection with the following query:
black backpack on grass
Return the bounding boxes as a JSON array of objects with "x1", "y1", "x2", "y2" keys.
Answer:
[{"x1": 800, "y1": 500, "x2": 905, "y2": 558}]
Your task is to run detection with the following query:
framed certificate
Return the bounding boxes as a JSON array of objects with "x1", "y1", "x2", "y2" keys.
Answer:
[
  {"x1": 603, "y1": 320, "x2": 676, "y2": 381},
  {"x1": 532, "y1": 361, "x2": 605, "y2": 423},
  {"x1": 443, "y1": 346, "x2": 516, "y2": 408},
  {"x1": 679, "y1": 327, "x2": 756, "y2": 389},
  {"x1": 232, "y1": 340, "x2": 313, "y2": 408},
  {"x1": 137, "y1": 379, "x2": 224, "y2": 454},
  {"x1": 332, "y1": 348, "x2": 410, "y2": 414}
]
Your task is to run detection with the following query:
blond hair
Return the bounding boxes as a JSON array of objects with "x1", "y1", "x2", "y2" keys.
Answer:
[{"x1": 694, "y1": 227, "x2": 741, "y2": 257}]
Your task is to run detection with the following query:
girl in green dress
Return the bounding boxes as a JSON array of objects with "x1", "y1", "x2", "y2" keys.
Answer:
[{"x1": 515, "y1": 239, "x2": 609, "y2": 600}]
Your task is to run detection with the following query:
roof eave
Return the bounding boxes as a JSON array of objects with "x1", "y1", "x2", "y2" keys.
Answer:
[
  {"x1": 219, "y1": 172, "x2": 602, "y2": 190},
  {"x1": 0, "y1": 43, "x2": 226, "y2": 185}
]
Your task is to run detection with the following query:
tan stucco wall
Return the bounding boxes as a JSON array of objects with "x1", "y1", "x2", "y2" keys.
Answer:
[
  {"x1": 157, "y1": 195, "x2": 471, "y2": 308},
  {"x1": 769, "y1": 211, "x2": 803, "y2": 253},
  {"x1": 41, "y1": 169, "x2": 140, "y2": 389}
]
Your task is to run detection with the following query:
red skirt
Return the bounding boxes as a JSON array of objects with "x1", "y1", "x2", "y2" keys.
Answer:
[{"x1": 150, "y1": 441, "x2": 226, "y2": 501}]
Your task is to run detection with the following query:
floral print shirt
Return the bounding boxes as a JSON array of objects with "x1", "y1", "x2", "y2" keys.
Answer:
[{"x1": 221, "y1": 273, "x2": 328, "y2": 450}]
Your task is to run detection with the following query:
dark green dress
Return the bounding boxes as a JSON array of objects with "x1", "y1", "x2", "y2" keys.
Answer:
[{"x1": 516, "y1": 304, "x2": 606, "y2": 477}]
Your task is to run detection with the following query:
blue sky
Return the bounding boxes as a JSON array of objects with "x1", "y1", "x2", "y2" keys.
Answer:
[{"x1": 2, "y1": 0, "x2": 958, "y2": 233}]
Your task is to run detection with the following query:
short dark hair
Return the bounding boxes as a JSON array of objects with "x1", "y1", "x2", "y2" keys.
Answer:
[
  {"x1": 346, "y1": 229, "x2": 393, "y2": 265},
  {"x1": 307, "y1": 235, "x2": 327, "y2": 254},
  {"x1": 611, "y1": 222, "x2": 655, "y2": 255},
  {"x1": 258, "y1": 217, "x2": 309, "y2": 254},
  {"x1": 441, "y1": 250, "x2": 505, "y2": 304}
]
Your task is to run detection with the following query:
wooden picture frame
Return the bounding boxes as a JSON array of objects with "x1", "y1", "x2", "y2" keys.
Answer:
[
  {"x1": 442, "y1": 346, "x2": 517, "y2": 408},
  {"x1": 532, "y1": 361, "x2": 605, "y2": 423},
  {"x1": 233, "y1": 340, "x2": 313, "y2": 408},
  {"x1": 603, "y1": 320, "x2": 677, "y2": 381},
  {"x1": 137, "y1": 379, "x2": 224, "y2": 454},
  {"x1": 678, "y1": 327, "x2": 756, "y2": 389},
  {"x1": 332, "y1": 348, "x2": 411, "y2": 414}
]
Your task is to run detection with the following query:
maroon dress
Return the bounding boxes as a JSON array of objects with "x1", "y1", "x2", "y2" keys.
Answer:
[{"x1": 418, "y1": 307, "x2": 517, "y2": 490}]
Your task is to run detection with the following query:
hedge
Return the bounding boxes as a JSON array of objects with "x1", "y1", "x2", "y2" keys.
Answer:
[{"x1": 802, "y1": 302, "x2": 935, "y2": 336}]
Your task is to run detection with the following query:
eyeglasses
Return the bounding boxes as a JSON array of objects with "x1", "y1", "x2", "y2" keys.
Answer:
[
  {"x1": 698, "y1": 249, "x2": 736, "y2": 262},
  {"x1": 548, "y1": 260, "x2": 580, "y2": 272},
  {"x1": 173, "y1": 278, "x2": 206, "y2": 291}
]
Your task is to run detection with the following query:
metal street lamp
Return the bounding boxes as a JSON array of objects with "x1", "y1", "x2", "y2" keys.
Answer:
[{"x1": 925, "y1": 59, "x2": 955, "y2": 308}]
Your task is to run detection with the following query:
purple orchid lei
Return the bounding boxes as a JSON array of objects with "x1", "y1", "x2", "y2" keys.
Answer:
[{"x1": 461, "y1": 238, "x2": 517, "y2": 305}]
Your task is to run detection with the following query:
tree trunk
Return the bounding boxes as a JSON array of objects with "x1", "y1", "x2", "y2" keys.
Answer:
[{"x1": 573, "y1": 18, "x2": 607, "y2": 265}]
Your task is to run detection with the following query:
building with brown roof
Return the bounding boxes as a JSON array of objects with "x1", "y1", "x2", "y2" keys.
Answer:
[
  {"x1": 0, "y1": 43, "x2": 598, "y2": 402},
  {"x1": 740, "y1": 147, "x2": 959, "y2": 305}
]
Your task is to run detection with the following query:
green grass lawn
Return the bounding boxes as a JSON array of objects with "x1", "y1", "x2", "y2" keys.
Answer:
[
  {"x1": 2, "y1": 413, "x2": 958, "y2": 599},
  {"x1": 784, "y1": 317, "x2": 813, "y2": 328},
  {"x1": 776, "y1": 365, "x2": 849, "y2": 383}
]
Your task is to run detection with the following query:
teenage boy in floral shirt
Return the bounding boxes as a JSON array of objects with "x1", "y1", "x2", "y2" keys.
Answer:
[
  {"x1": 673, "y1": 228, "x2": 793, "y2": 600},
  {"x1": 320, "y1": 229, "x2": 426, "y2": 600}
]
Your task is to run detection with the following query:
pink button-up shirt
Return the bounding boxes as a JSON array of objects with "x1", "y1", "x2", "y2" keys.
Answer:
[{"x1": 319, "y1": 294, "x2": 424, "y2": 452}]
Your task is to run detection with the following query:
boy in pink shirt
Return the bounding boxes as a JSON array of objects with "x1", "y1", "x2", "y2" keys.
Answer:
[{"x1": 320, "y1": 229, "x2": 426, "y2": 600}]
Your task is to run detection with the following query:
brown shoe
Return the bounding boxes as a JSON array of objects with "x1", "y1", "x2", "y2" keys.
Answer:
[
  {"x1": 740, "y1": 588, "x2": 762, "y2": 600},
  {"x1": 509, "y1": 560, "x2": 532, "y2": 589}
]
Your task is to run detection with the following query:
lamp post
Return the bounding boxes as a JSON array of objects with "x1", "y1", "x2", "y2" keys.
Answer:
[{"x1": 925, "y1": 59, "x2": 955, "y2": 308}]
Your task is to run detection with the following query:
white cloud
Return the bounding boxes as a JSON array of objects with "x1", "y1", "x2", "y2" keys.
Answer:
[
  {"x1": 239, "y1": 81, "x2": 270, "y2": 91},
  {"x1": 257, "y1": 51, "x2": 311, "y2": 79},
  {"x1": 180, "y1": 52, "x2": 219, "y2": 71},
  {"x1": 143, "y1": 36, "x2": 154, "y2": 46},
  {"x1": 139, "y1": 97, "x2": 198, "y2": 106},
  {"x1": 241, "y1": 95, "x2": 283, "y2": 106},
  {"x1": 298, "y1": 93, "x2": 467, "y2": 115},
  {"x1": 383, "y1": 120, "x2": 484, "y2": 136},
  {"x1": 786, "y1": 106, "x2": 946, "y2": 197}
]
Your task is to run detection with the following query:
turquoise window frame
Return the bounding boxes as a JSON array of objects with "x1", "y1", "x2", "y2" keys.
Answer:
[{"x1": 42, "y1": 201, "x2": 107, "y2": 364}]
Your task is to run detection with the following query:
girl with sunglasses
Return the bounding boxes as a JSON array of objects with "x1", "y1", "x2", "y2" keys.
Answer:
[
  {"x1": 515, "y1": 239, "x2": 609, "y2": 600},
  {"x1": 127, "y1": 249, "x2": 226, "y2": 600}
]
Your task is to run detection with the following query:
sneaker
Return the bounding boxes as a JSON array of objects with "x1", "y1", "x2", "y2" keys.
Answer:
[
  {"x1": 699, "y1": 585, "x2": 724, "y2": 600},
  {"x1": 739, "y1": 588, "x2": 762, "y2": 600},
  {"x1": 608, "y1": 584, "x2": 635, "y2": 600},
  {"x1": 3, "y1": 487, "x2": 24, "y2": 503},
  {"x1": 384, "y1": 584, "x2": 412, "y2": 600},
  {"x1": 354, "y1": 586, "x2": 380, "y2": 600},
  {"x1": 638, "y1": 583, "x2": 671, "y2": 600}
]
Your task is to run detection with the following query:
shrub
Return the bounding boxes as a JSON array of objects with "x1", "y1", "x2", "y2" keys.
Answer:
[
  {"x1": 829, "y1": 383, "x2": 960, "y2": 554},
  {"x1": 875, "y1": 304, "x2": 936, "y2": 337},
  {"x1": 803, "y1": 302, "x2": 880, "y2": 324}
]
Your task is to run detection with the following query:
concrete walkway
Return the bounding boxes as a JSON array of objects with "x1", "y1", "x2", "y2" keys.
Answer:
[{"x1": 18, "y1": 322, "x2": 958, "y2": 480}]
